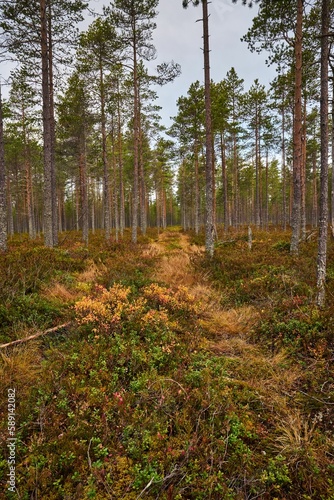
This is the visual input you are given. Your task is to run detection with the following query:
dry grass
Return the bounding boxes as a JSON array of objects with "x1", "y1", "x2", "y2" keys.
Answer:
[
  {"x1": 42, "y1": 282, "x2": 76, "y2": 302},
  {"x1": 154, "y1": 253, "x2": 195, "y2": 287},
  {"x1": 76, "y1": 260, "x2": 101, "y2": 283},
  {"x1": 0, "y1": 343, "x2": 41, "y2": 388},
  {"x1": 200, "y1": 305, "x2": 259, "y2": 336},
  {"x1": 144, "y1": 229, "x2": 314, "y2": 458},
  {"x1": 275, "y1": 411, "x2": 318, "y2": 456}
]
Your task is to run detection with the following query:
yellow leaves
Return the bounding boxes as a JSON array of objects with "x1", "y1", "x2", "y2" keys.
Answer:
[
  {"x1": 74, "y1": 282, "x2": 200, "y2": 335},
  {"x1": 142, "y1": 283, "x2": 202, "y2": 316},
  {"x1": 74, "y1": 283, "x2": 132, "y2": 333}
]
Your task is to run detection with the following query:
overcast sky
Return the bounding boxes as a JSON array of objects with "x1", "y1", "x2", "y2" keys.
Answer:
[
  {"x1": 146, "y1": 0, "x2": 277, "y2": 129},
  {"x1": 1, "y1": 0, "x2": 277, "y2": 130}
]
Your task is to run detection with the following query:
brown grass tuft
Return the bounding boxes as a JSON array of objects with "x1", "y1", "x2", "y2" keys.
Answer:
[
  {"x1": 77, "y1": 260, "x2": 101, "y2": 283},
  {"x1": 1, "y1": 343, "x2": 41, "y2": 388},
  {"x1": 153, "y1": 252, "x2": 196, "y2": 287},
  {"x1": 43, "y1": 282, "x2": 75, "y2": 302}
]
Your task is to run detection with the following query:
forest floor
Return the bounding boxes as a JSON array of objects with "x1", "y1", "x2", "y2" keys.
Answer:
[{"x1": 0, "y1": 227, "x2": 334, "y2": 499}]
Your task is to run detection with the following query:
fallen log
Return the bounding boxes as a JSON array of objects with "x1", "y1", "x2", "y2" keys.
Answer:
[{"x1": 0, "y1": 322, "x2": 71, "y2": 349}]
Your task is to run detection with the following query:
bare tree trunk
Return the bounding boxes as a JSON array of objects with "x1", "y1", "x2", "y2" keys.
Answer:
[
  {"x1": 232, "y1": 131, "x2": 239, "y2": 227},
  {"x1": 331, "y1": 69, "x2": 334, "y2": 235},
  {"x1": 300, "y1": 99, "x2": 307, "y2": 240},
  {"x1": 48, "y1": 4, "x2": 58, "y2": 245},
  {"x1": 139, "y1": 132, "x2": 147, "y2": 235},
  {"x1": 202, "y1": 0, "x2": 214, "y2": 256},
  {"x1": 220, "y1": 132, "x2": 228, "y2": 232},
  {"x1": 117, "y1": 83, "x2": 125, "y2": 236},
  {"x1": 99, "y1": 60, "x2": 110, "y2": 241},
  {"x1": 132, "y1": 42, "x2": 139, "y2": 244},
  {"x1": 194, "y1": 142, "x2": 200, "y2": 235},
  {"x1": 282, "y1": 101, "x2": 287, "y2": 231},
  {"x1": 316, "y1": 0, "x2": 329, "y2": 307},
  {"x1": 40, "y1": 0, "x2": 53, "y2": 247},
  {"x1": 162, "y1": 188, "x2": 167, "y2": 230},
  {"x1": 265, "y1": 149, "x2": 269, "y2": 229},
  {"x1": 79, "y1": 136, "x2": 89, "y2": 246},
  {"x1": 255, "y1": 105, "x2": 260, "y2": 228},
  {"x1": 0, "y1": 86, "x2": 7, "y2": 251},
  {"x1": 22, "y1": 106, "x2": 36, "y2": 240},
  {"x1": 7, "y1": 176, "x2": 13, "y2": 236},
  {"x1": 111, "y1": 127, "x2": 119, "y2": 243},
  {"x1": 290, "y1": 0, "x2": 303, "y2": 254},
  {"x1": 312, "y1": 148, "x2": 318, "y2": 228}
]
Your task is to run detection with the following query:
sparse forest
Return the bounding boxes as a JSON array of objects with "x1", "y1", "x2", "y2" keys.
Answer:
[{"x1": 0, "y1": 0, "x2": 334, "y2": 498}]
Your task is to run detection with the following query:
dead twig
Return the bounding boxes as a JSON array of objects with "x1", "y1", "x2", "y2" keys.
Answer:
[{"x1": 0, "y1": 322, "x2": 71, "y2": 349}]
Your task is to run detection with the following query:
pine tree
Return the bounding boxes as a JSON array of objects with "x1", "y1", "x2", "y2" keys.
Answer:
[
  {"x1": 0, "y1": 0, "x2": 88, "y2": 246},
  {"x1": 78, "y1": 17, "x2": 122, "y2": 241},
  {"x1": 8, "y1": 67, "x2": 39, "y2": 240},
  {"x1": 182, "y1": 0, "x2": 215, "y2": 256},
  {"x1": 0, "y1": 85, "x2": 7, "y2": 251},
  {"x1": 316, "y1": 0, "x2": 330, "y2": 307}
]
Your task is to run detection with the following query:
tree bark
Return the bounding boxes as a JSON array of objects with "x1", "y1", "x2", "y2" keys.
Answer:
[
  {"x1": 331, "y1": 67, "x2": 334, "y2": 235},
  {"x1": 194, "y1": 141, "x2": 200, "y2": 235},
  {"x1": 300, "y1": 99, "x2": 307, "y2": 241},
  {"x1": 22, "y1": 106, "x2": 36, "y2": 240},
  {"x1": 48, "y1": 3, "x2": 58, "y2": 246},
  {"x1": 316, "y1": 0, "x2": 329, "y2": 307},
  {"x1": 99, "y1": 58, "x2": 110, "y2": 241},
  {"x1": 281, "y1": 98, "x2": 287, "y2": 231},
  {"x1": 202, "y1": 0, "x2": 214, "y2": 256},
  {"x1": 79, "y1": 136, "x2": 89, "y2": 246},
  {"x1": 40, "y1": 0, "x2": 54, "y2": 247},
  {"x1": 290, "y1": 0, "x2": 303, "y2": 254},
  {"x1": 132, "y1": 39, "x2": 139, "y2": 244},
  {"x1": 0, "y1": 86, "x2": 7, "y2": 251},
  {"x1": 220, "y1": 132, "x2": 229, "y2": 232},
  {"x1": 117, "y1": 80, "x2": 125, "y2": 236}
]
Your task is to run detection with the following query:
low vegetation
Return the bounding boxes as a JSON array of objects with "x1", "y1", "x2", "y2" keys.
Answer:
[{"x1": 0, "y1": 228, "x2": 333, "y2": 499}]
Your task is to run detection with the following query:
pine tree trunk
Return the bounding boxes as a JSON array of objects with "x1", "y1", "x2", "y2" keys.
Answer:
[
  {"x1": 202, "y1": 0, "x2": 214, "y2": 256},
  {"x1": 331, "y1": 70, "x2": 334, "y2": 235},
  {"x1": 233, "y1": 132, "x2": 238, "y2": 227},
  {"x1": 312, "y1": 148, "x2": 318, "y2": 228},
  {"x1": 139, "y1": 121, "x2": 147, "y2": 236},
  {"x1": 194, "y1": 143, "x2": 199, "y2": 235},
  {"x1": 117, "y1": 87, "x2": 125, "y2": 236},
  {"x1": 282, "y1": 104, "x2": 287, "y2": 230},
  {"x1": 132, "y1": 42, "x2": 139, "y2": 244},
  {"x1": 22, "y1": 107, "x2": 36, "y2": 240},
  {"x1": 48, "y1": 5, "x2": 58, "y2": 246},
  {"x1": 265, "y1": 149, "x2": 269, "y2": 229},
  {"x1": 255, "y1": 105, "x2": 260, "y2": 228},
  {"x1": 0, "y1": 87, "x2": 7, "y2": 251},
  {"x1": 79, "y1": 137, "x2": 89, "y2": 246},
  {"x1": 316, "y1": 0, "x2": 329, "y2": 307},
  {"x1": 99, "y1": 60, "x2": 110, "y2": 241},
  {"x1": 290, "y1": 0, "x2": 303, "y2": 254},
  {"x1": 40, "y1": 0, "x2": 54, "y2": 247},
  {"x1": 112, "y1": 130, "x2": 119, "y2": 243},
  {"x1": 220, "y1": 133, "x2": 228, "y2": 232},
  {"x1": 7, "y1": 176, "x2": 14, "y2": 237},
  {"x1": 300, "y1": 101, "x2": 307, "y2": 240}
]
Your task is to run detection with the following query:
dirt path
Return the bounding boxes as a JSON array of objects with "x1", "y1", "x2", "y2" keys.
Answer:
[{"x1": 143, "y1": 229, "x2": 306, "y2": 443}]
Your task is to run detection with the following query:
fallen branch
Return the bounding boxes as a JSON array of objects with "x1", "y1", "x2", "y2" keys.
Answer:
[{"x1": 0, "y1": 322, "x2": 71, "y2": 349}]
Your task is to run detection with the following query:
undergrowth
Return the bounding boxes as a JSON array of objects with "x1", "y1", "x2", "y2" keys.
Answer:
[{"x1": 0, "y1": 227, "x2": 333, "y2": 499}]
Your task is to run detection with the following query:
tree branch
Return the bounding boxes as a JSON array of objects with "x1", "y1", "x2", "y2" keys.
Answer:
[{"x1": 0, "y1": 322, "x2": 71, "y2": 349}]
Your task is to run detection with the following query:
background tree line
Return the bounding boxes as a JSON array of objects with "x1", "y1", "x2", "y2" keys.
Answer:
[{"x1": 0, "y1": 0, "x2": 333, "y2": 266}]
